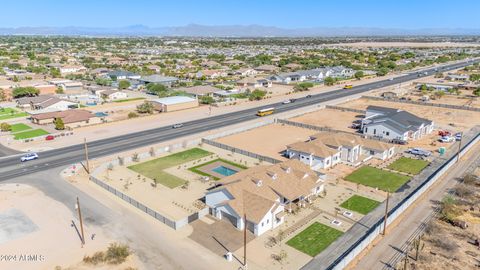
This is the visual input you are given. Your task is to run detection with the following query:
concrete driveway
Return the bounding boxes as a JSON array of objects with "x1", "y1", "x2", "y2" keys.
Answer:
[{"x1": 189, "y1": 217, "x2": 255, "y2": 258}]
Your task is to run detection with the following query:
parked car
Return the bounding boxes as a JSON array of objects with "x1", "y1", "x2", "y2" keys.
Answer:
[
  {"x1": 45, "y1": 135, "x2": 55, "y2": 141},
  {"x1": 438, "y1": 130, "x2": 451, "y2": 137},
  {"x1": 391, "y1": 138, "x2": 408, "y2": 145},
  {"x1": 306, "y1": 95, "x2": 312, "y2": 98},
  {"x1": 172, "y1": 123, "x2": 184, "y2": 129},
  {"x1": 406, "y1": 148, "x2": 431, "y2": 157},
  {"x1": 289, "y1": 98, "x2": 297, "y2": 103},
  {"x1": 455, "y1": 132, "x2": 462, "y2": 141},
  {"x1": 20, "y1": 153, "x2": 39, "y2": 162},
  {"x1": 350, "y1": 123, "x2": 361, "y2": 129},
  {"x1": 439, "y1": 136, "x2": 455, "y2": 143},
  {"x1": 282, "y1": 99, "x2": 291, "y2": 104}
]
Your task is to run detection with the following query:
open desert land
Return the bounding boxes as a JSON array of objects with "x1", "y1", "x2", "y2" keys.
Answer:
[
  {"x1": 290, "y1": 108, "x2": 364, "y2": 132},
  {"x1": 215, "y1": 123, "x2": 318, "y2": 160},
  {"x1": 0, "y1": 183, "x2": 140, "y2": 270}
]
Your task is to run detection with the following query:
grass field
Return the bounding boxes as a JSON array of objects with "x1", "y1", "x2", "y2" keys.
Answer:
[
  {"x1": 113, "y1": 97, "x2": 146, "y2": 103},
  {"x1": 345, "y1": 166, "x2": 411, "y2": 192},
  {"x1": 13, "y1": 129, "x2": 49, "y2": 140},
  {"x1": 387, "y1": 157, "x2": 429, "y2": 175},
  {"x1": 286, "y1": 222, "x2": 343, "y2": 257},
  {"x1": 340, "y1": 195, "x2": 381, "y2": 215},
  {"x1": 0, "y1": 108, "x2": 28, "y2": 120},
  {"x1": 128, "y1": 148, "x2": 212, "y2": 188},
  {"x1": 188, "y1": 158, "x2": 247, "y2": 180},
  {"x1": 9, "y1": 123, "x2": 32, "y2": 133}
]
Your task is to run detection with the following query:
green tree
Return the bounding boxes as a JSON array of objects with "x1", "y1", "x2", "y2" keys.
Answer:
[
  {"x1": 377, "y1": 67, "x2": 389, "y2": 76},
  {"x1": 473, "y1": 87, "x2": 480, "y2": 97},
  {"x1": 95, "y1": 77, "x2": 112, "y2": 86},
  {"x1": 54, "y1": 118, "x2": 65, "y2": 130},
  {"x1": 146, "y1": 83, "x2": 168, "y2": 96},
  {"x1": 419, "y1": 84, "x2": 428, "y2": 91},
  {"x1": 434, "y1": 91, "x2": 445, "y2": 99},
  {"x1": 12, "y1": 86, "x2": 40, "y2": 98},
  {"x1": 136, "y1": 101, "x2": 155, "y2": 114},
  {"x1": 354, "y1": 71, "x2": 364, "y2": 80},
  {"x1": 12, "y1": 75, "x2": 19, "y2": 82},
  {"x1": 248, "y1": 89, "x2": 267, "y2": 101},
  {"x1": 0, "y1": 90, "x2": 6, "y2": 101},
  {"x1": 199, "y1": 95, "x2": 215, "y2": 104},
  {"x1": 118, "y1": 80, "x2": 130, "y2": 90},
  {"x1": 50, "y1": 68, "x2": 61, "y2": 78},
  {"x1": 324, "y1": 77, "x2": 336, "y2": 86},
  {"x1": 470, "y1": 74, "x2": 480, "y2": 82},
  {"x1": 55, "y1": 87, "x2": 64, "y2": 94},
  {"x1": 294, "y1": 82, "x2": 314, "y2": 92},
  {"x1": 0, "y1": 122, "x2": 11, "y2": 132}
]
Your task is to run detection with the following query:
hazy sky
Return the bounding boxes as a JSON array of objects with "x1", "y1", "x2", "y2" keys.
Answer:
[{"x1": 2, "y1": 0, "x2": 479, "y2": 29}]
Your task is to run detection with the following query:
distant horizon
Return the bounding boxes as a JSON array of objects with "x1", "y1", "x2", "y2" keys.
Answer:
[{"x1": 1, "y1": 0, "x2": 480, "y2": 29}]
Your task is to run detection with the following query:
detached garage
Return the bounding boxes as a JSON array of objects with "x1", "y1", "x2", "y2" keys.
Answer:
[{"x1": 149, "y1": 96, "x2": 199, "y2": 112}]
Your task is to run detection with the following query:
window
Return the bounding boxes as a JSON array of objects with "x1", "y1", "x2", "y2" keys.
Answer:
[
  {"x1": 386, "y1": 131, "x2": 390, "y2": 136},
  {"x1": 373, "y1": 129, "x2": 377, "y2": 135},
  {"x1": 261, "y1": 222, "x2": 264, "y2": 227},
  {"x1": 267, "y1": 219, "x2": 269, "y2": 224}
]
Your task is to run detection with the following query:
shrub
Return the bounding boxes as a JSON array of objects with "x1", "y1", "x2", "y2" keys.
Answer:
[
  {"x1": 83, "y1": 251, "x2": 105, "y2": 265},
  {"x1": 105, "y1": 243, "x2": 130, "y2": 264},
  {"x1": 128, "y1": 112, "x2": 138, "y2": 119},
  {"x1": 0, "y1": 122, "x2": 11, "y2": 132}
]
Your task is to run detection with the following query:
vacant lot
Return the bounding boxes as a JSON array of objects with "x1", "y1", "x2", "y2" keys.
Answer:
[
  {"x1": 13, "y1": 129, "x2": 49, "y2": 140},
  {"x1": 345, "y1": 166, "x2": 411, "y2": 192},
  {"x1": 290, "y1": 108, "x2": 362, "y2": 132},
  {"x1": 388, "y1": 157, "x2": 429, "y2": 175},
  {"x1": 340, "y1": 195, "x2": 381, "y2": 215},
  {"x1": 9, "y1": 123, "x2": 32, "y2": 133},
  {"x1": 286, "y1": 222, "x2": 344, "y2": 257},
  {"x1": 0, "y1": 108, "x2": 28, "y2": 121},
  {"x1": 128, "y1": 148, "x2": 212, "y2": 188},
  {"x1": 215, "y1": 124, "x2": 316, "y2": 160}
]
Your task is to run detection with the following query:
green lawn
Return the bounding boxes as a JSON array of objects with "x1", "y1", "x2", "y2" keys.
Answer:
[
  {"x1": 13, "y1": 129, "x2": 50, "y2": 140},
  {"x1": 188, "y1": 158, "x2": 247, "y2": 180},
  {"x1": 0, "y1": 108, "x2": 28, "y2": 120},
  {"x1": 286, "y1": 222, "x2": 343, "y2": 257},
  {"x1": 9, "y1": 123, "x2": 32, "y2": 133},
  {"x1": 345, "y1": 166, "x2": 411, "y2": 192},
  {"x1": 128, "y1": 148, "x2": 212, "y2": 188},
  {"x1": 340, "y1": 195, "x2": 381, "y2": 215},
  {"x1": 113, "y1": 97, "x2": 146, "y2": 103},
  {"x1": 387, "y1": 157, "x2": 429, "y2": 175}
]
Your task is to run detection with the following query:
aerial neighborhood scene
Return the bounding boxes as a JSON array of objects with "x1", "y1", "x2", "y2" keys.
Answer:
[{"x1": 2, "y1": 1, "x2": 480, "y2": 270}]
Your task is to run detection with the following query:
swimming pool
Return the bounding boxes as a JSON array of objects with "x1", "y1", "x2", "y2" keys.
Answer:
[
  {"x1": 212, "y1": 165, "x2": 238, "y2": 176},
  {"x1": 95, "y1": 112, "x2": 108, "y2": 117}
]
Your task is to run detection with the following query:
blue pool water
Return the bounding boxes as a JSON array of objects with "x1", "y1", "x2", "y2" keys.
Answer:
[
  {"x1": 212, "y1": 166, "x2": 238, "y2": 176},
  {"x1": 95, "y1": 112, "x2": 108, "y2": 117}
]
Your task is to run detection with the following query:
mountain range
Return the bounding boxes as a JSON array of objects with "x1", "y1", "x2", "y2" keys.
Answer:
[{"x1": 1, "y1": 24, "x2": 479, "y2": 37}]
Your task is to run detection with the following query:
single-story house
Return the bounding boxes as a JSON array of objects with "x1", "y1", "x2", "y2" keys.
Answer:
[
  {"x1": 235, "y1": 68, "x2": 258, "y2": 77},
  {"x1": 361, "y1": 105, "x2": 434, "y2": 141},
  {"x1": 138, "y1": 75, "x2": 178, "y2": 87},
  {"x1": 286, "y1": 132, "x2": 395, "y2": 170},
  {"x1": 100, "y1": 90, "x2": 127, "y2": 100},
  {"x1": 16, "y1": 95, "x2": 79, "y2": 111},
  {"x1": 254, "y1": 65, "x2": 279, "y2": 73},
  {"x1": 149, "y1": 96, "x2": 198, "y2": 112},
  {"x1": 236, "y1": 77, "x2": 272, "y2": 88},
  {"x1": 205, "y1": 159, "x2": 324, "y2": 236},
  {"x1": 175, "y1": 85, "x2": 220, "y2": 98},
  {"x1": 445, "y1": 74, "x2": 469, "y2": 81},
  {"x1": 107, "y1": 70, "x2": 141, "y2": 81},
  {"x1": 30, "y1": 109, "x2": 101, "y2": 129},
  {"x1": 196, "y1": 70, "x2": 228, "y2": 79}
]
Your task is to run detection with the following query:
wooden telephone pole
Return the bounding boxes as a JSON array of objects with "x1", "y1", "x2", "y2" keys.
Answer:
[
  {"x1": 76, "y1": 197, "x2": 85, "y2": 246},
  {"x1": 243, "y1": 213, "x2": 247, "y2": 269},
  {"x1": 84, "y1": 138, "x2": 90, "y2": 174},
  {"x1": 383, "y1": 192, "x2": 390, "y2": 235}
]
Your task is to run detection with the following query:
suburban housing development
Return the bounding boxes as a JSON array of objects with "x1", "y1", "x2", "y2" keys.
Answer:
[{"x1": 1, "y1": 2, "x2": 480, "y2": 270}]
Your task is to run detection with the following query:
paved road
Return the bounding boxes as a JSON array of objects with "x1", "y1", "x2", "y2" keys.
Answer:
[
  {"x1": 0, "y1": 144, "x2": 21, "y2": 157},
  {"x1": 5, "y1": 169, "x2": 216, "y2": 270},
  {"x1": 353, "y1": 141, "x2": 480, "y2": 270},
  {"x1": 0, "y1": 59, "x2": 477, "y2": 181}
]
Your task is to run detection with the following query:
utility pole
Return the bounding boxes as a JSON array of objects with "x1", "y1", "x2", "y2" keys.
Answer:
[
  {"x1": 84, "y1": 138, "x2": 90, "y2": 174},
  {"x1": 76, "y1": 197, "x2": 85, "y2": 246},
  {"x1": 383, "y1": 192, "x2": 390, "y2": 235},
  {"x1": 243, "y1": 213, "x2": 247, "y2": 269}
]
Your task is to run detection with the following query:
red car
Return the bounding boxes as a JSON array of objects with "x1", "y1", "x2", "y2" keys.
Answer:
[{"x1": 45, "y1": 135, "x2": 55, "y2": 141}]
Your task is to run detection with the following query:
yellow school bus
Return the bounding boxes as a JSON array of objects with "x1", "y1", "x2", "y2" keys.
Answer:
[
  {"x1": 256, "y1": 107, "x2": 275, "y2": 116},
  {"x1": 343, "y1": 84, "x2": 353, "y2": 89}
]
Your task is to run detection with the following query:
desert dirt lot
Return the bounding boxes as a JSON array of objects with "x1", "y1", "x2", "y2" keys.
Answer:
[
  {"x1": 290, "y1": 108, "x2": 364, "y2": 132},
  {"x1": 215, "y1": 123, "x2": 317, "y2": 160},
  {"x1": 0, "y1": 183, "x2": 139, "y2": 270}
]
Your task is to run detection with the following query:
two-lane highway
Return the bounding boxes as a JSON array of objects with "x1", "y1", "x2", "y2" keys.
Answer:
[{"x1": 0, "y1": 59, "x2": 477, "y2": 181}]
